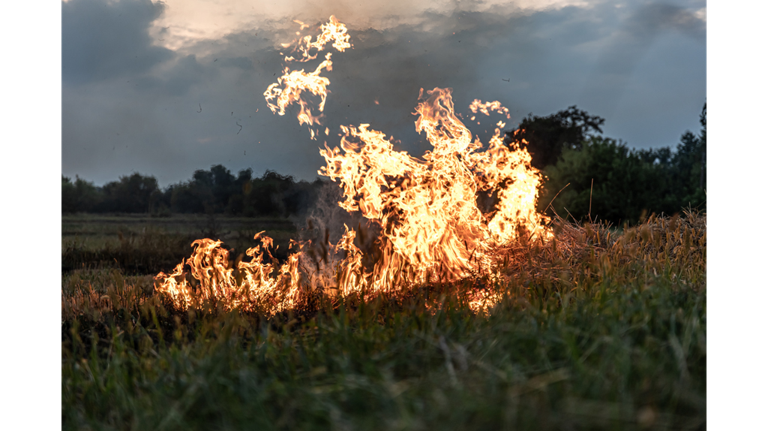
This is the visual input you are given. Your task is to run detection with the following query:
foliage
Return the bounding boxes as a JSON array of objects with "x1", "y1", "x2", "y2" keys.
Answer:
[
  {"x1": 535, "y1": 105, "x2": 706, "y2": 225},
  {"x1": 62, "y1": 176, "x2": 102, "y2": 213},
  {"x1": 99, "y1": 173, "x2": 160, "y2": 213},
  {"x1": 62, "y1": 166, "x2": 327, "y2": 217},
  {"x1": 539, "y1": 136, "x2": 666, "y2": 224},
  {"x1": 505, "y1": 106, "x2": 605, "y2": 171}
]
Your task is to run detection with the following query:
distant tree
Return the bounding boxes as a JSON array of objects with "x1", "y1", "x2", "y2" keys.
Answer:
[
  {"x1": 282, "y1": 178, "x2": 324, "y2": 216},
  {"x1": 671, "y1": 133, "x2": 702, "y2": 193},
  {"x1": 209, "y1": 164, "x2": 236, "y2": 210},
  {"x1": 226, "y1": 168, "x2": 253, "y2": 214},
  {"x1": 245, "y1": 171, "x2": 296, "y2": 216},
  {"x1": 699, "y1": 103, "x2": 706, "y2": 190},
  {"x1": 99, "y1": 173, "x2": 160, "y2": 213},
  {"x1": 63, "y1": 166, "x2": 325, "y2": 217},
  {"x1": 505, "y1": 106, "x2": 605, "y2": 171},
  {"x1": 170, "y1": 181, "x2": 214, "y2": 213},
  {"x1": 62, "y1": 176, "x2": 77, "y2": 213},
  {"x1": 62, "y1": 175, "x2": 101, "y2": 213}
]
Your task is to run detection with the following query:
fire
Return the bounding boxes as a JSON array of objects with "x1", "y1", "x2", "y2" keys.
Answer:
[
  {"x1": 317, "y1": 87, "x2": 550, "y2": 302},
  {"x1": 155, "y1": 233, "x2": 304, "y2": 313},
  {"x1": 155, "y1": 16, "x2": 551, "y2": 314},
  {"x1": 263, "y1": 15, "x2": 351, "y2": 136},
  {"x1": 468, "y1": 99, "x2": 510, "y2": 119}
]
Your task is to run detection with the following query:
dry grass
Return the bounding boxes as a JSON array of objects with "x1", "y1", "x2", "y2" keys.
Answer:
[
  {"x1": 62, "y1": 211, "x2": 706, "y2": 321},
  {"x1": 62, "y1": 211, "x2": 706, "y2": 430}
]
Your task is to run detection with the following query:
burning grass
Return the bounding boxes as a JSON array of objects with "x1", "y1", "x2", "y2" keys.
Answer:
[
  {"x1": 62, "y1": 17, "x2": 706, "y2": 429},
  {"x1": 62, "y1": 211, "x2": 706, "y2": 430},
  {"x1": 155, "y1": 18, "x2": 553, "y2": 313},
  {"x1": 62, "y1": 214, "x2": 298, "y2": 274},
  {"x1": 63, "y1": 211, "x2": 706, "y2": 321}
]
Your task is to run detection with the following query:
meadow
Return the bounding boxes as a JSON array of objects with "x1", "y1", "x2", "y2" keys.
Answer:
[
  {"x1": 62, "y1": 211, "x2": 706, "y2": 430},
  {"x1": 62, "y1": 213, "x2": 298, "y2": 274}
]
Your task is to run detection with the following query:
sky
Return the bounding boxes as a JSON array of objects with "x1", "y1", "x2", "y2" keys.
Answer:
[{"x1": 61, "y1": 0, "x2": 706, "y2": 186}]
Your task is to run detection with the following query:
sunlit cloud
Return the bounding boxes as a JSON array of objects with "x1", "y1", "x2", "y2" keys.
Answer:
[{"x1": 150, "y1": 0, "x2": 598, "y2": 52}]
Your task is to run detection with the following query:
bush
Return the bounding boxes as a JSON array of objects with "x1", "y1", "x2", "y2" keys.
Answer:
[{"x1": 539, "y1": 131, "x2": 705, "y2": 225}]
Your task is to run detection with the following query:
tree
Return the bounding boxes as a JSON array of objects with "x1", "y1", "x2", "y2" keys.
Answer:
[
  {"x1": 697, "y1": 103, "x2": 706, "y2": 190},
  {"x1": 99, "y1": 173, "x2": 160, "y2": 213},
  {"x1": 539, "y1": 136, "x2": 668, "y2": 224},
  {"x1": 505, "y1": 106, "x2": 605, "y2": 171},
  {"x1": 62, "y1": 175, "x2": 101, "y2": 213},
  {"x1": 62, "y1": 176, "x2": 77, "y2": 213},
  {"x1": 209, "y1": 164, "x2": 236, "y2": 211},
  {"x1": 244, "y1": 171, "x2": 296, "y2": 216}
]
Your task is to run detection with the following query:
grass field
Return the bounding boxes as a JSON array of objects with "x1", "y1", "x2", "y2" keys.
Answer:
[
  {"x1": 62, "y1": 214, "x2": 298, "y2": 274},
  {"x1": 62, "y1": 212, "x2": 706, "y2": 430}
]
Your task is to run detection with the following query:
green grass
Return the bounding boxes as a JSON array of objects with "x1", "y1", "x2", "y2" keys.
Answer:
[
  {"x1": 62, "y1": 214, "x2": 298, "y2": 274},
  {"x1": 62, "y1": 213, "x2": 706, "y2": 430}
]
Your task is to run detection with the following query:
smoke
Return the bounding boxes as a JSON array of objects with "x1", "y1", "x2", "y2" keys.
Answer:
[{"x1": 296, "y1": 181, "x2": 383, "y2": 287}]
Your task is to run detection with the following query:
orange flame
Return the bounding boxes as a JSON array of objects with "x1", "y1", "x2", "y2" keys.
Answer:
[
  {"x1": 155, "y1": 233, "x2": 304, "y2": 313},
  {"x1": 468, "y1": 99, "x2": 510, "y2": 119},
  {"x1": 319, "y1": 88, "x2": 550, "y2": 284},
  {"x1": 263, "y1": 16, "x2": 351, "y2": 136},
  {"x1": 156, "y1": 16, "x2": 550, "y2": 315}
]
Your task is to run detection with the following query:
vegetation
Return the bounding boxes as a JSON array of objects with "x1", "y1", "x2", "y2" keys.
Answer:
[
  {"x1": 62, "y1": 214, "x2": 298, "y2": 275},
  {"x1": 508, "y1": 104, "x2": 706, "y2": 225},
  {"x1": 539, "y1": 133, "x2": 706, "y2": 225},
  {"x1": 505, "y1": 105, "x2": 606, "y2": 171},
  {"x1": 62, "y1": 211, "x2": 706, "y2": 430},
  {"x1": 62, "y1": 168, "x2": 326, "y2": 217},
  {"x1": 63, "y1": 104, "x2": 706, "y2": 229},
  {"x1": 61, "y1": 103, "x2": 707, "y2": 429}
]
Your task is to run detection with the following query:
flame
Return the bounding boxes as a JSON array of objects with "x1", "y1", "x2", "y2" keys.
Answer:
[
  {"x1": 155, "y1": 233, "x2": 304, "y2": 313},
  {"x1": 319, "y1": 88, "x2": 550, "y2": 284},
  {"x1": 263, "y1": 16, "x2": 351, "y2": 136},
  {"x1": 468, "y1": 99, "x2": 510, "y2": 119},
  {"x1": 156, "y1": 16, "x2": 550, "y2": 315}
]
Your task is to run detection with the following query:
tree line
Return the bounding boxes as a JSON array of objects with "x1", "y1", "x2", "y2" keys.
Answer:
[
  {"x1": 508, "y1": 103, "x2": 706, "y2": 225},
  {"x1": 62, "y1": 168, "x2": 326, "y2": 217},
  {"x1": 63, "y1": 103, "x2": 706, "y2": 225}
]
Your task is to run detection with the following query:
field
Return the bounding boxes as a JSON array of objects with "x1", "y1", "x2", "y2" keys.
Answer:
[
  {"x1": 62, "y1": 214, "x2": 299, "y2": 274},
  {"x1": 62, "y1": 212, "x2": 706, "y2": 430}
]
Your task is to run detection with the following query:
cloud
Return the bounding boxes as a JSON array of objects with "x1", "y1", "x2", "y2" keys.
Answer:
[
  {"x1": 61, "y1": 0, "x2": 705, "y2": 187},
  {"x1": 148, "y1": 0, "x2": 595, "y2": 52},
  {"x1": 625, "y1": 2, "x2": 705, "y2": 39},
  {"x1": 579, "y1": 2, "x2": 706, "y2": 111},
  {"x1": 62, "y1": 0, "x2": 174, "y2": 85},
  {"x1": 134, "y1": 53, "x2": 209, "y2": 96}
]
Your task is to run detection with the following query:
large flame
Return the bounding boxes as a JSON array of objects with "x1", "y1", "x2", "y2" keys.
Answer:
[
  {"x1": 156, "y1": 16, "x2": 550, "y2": 314},
  {"x1": 320, "y1": 87, "x2": 549, "y2": 282}
]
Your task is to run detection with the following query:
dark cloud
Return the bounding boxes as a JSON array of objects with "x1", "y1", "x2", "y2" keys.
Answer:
[
  {"x1": 62, "y1": 1, "x2": 705, "y2": 187},
  {"x1": 62, "y1": 0, "x2": 173, "y2": 85},
  {"x1": 134, "y1": 54, "x2": 209, "y2": 96},
  {"x1": 626, "y1": 3, "x2": 705, "y2": 39},
  {"x1": 580, "y1": 2, "x2": 705, "y2": 112},
  {"x1": 219, "y1": 56, "x2": 254, "y2": 71}
]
